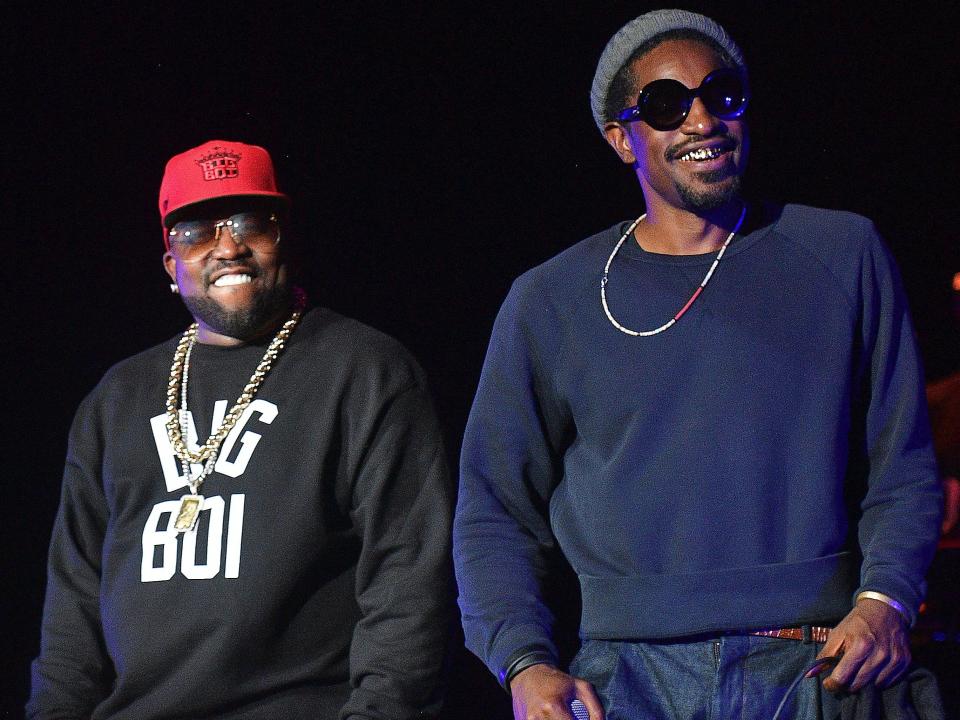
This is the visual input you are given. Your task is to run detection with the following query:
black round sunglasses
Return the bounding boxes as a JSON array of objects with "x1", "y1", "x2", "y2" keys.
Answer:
[{"x1": 617, "y1": 67, "x2": 749, "y2": 131}]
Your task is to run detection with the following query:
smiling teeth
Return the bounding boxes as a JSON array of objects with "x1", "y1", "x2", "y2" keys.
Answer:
[
  {"x1": 213, "y1": 274, "x2": 252, "y2": 287},
  {"x1": 680, "y1": 147, "x2": 724, "y2": 161}
]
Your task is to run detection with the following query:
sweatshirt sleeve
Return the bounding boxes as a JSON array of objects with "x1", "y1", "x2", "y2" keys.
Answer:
[
  {"x1": 454, "y1": 277, "x2": 571, "y2": 685},
  {"x1": 340, "y1": 360, "x2": 453, "y2": 720},
  {"x1": 854, "y1": 226, "x2": 943, "y2": 625},
  {"x1": 27, "y1": 394, "x2": 114, "y2": 719}
]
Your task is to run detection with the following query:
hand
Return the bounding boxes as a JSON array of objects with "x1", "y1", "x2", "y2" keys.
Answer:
[
  {"x1": 509, "y1": 663, "x2": 605, "y2": 720},
  {"x1": 810, "y1": 598, "x2": 910, "y2": 692}
]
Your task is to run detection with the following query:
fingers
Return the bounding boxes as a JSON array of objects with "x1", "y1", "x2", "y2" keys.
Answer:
[
  {"x1": 820, "y1": 635, "x2": 910, "y2": 692},
  {"x1": 513, "y1": 690, "x2": 577, "y2": 720},
  {"x1": 513, "y1": 699, "x2": 576, "y2": 720},
  {"x1": 511, "y1": 665, "x2": 599, "y2": 720},
  {"x1": 808, "y1": 630, "x2": 845, "y2": 678},
  {"x1": 819, "y1": 599, "x2": 911, "y2": 693},
  {"x1": 822, "y1": 641, "x2": 868, "y2": 692},
  {"x1": 834, "y1": 644, "x2": 907, "y2": 693},
  {"x1": 867, "y1": 644, "x2": 910, "y2": 689},
  {"x1": 573, "y1": 678, "x2": 606, "y2": 720},
  {"x1": 805, "y1": 654, "x2": 839, "y2": 678},
  {"x1": 816, "y1": 623, "x2": 866, "y2": 691},
  {"x1": 827, "y1": 644, "x2": 882, "y2": 692}
]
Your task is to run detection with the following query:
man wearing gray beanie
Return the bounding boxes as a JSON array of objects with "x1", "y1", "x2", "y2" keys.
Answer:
[{"x1": 454, "y1": 8, "x2": 944, "y2": 720}]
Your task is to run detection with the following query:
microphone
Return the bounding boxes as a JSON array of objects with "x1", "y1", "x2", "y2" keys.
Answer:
[{"x1": 570, "y1": 698, "x2": 590, "y2": 720}]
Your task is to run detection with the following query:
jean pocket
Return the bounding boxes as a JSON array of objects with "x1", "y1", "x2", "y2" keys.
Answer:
[
  {"x1": 569, "y1": 640, "x2": 622, "y2": 711},
  {"x1": 570, "y1": 639, "x2": 606, "y2": 677}
]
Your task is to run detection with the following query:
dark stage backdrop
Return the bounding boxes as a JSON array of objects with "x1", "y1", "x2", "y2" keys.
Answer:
[{"x1": 5, "y1": 1, "x2": 959, "y2": 717}]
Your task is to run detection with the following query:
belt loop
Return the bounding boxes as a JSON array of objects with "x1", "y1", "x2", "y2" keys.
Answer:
[{"x1": 801, "y1": 625, "x2": 812, "y2": 644}]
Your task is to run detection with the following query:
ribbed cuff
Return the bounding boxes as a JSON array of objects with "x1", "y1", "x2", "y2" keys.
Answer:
[{"x1": 498, "y1": 646, "x2": 558, "y2": 692}]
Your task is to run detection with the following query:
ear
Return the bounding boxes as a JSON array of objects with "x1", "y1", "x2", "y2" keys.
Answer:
[
  {"x1": 163, "y1": 252, "x2": 177, "y2": 283},
  {"x1": 604, "y1": 122, "x2": 637, "y2": 164}
]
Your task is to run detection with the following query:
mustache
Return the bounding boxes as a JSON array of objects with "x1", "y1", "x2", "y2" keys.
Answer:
[{"x1": 665, "y1": 134, "x2": 737, "y2": 161}]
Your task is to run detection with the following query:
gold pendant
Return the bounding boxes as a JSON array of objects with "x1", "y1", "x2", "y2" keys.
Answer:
[{"x1": 174, "y1": 494, "x2": 204, "y2": 532}]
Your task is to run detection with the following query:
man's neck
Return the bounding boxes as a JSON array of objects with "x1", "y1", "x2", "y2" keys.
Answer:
[
  {"x1": 195, "y1": 325, "x2": 251, "y2": 347},
  {"x1": 634, "y1": 201, "x2": 744, "y2": 256}
]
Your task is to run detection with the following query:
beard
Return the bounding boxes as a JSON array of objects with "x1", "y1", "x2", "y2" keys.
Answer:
[
  {"x1": 181, "y1": 279, "x2": 293, "y2": 341},
  {"x1": 664, "y1": 132, "x2": 746, "y2": 212},
  {"x1": 675, "y1": 168, "x2": 742, "y2": 211}
]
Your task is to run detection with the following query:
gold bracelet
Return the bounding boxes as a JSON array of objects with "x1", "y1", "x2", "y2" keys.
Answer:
[{"x1": 856, "y1": 590, "x2": 911, "y2": 625}]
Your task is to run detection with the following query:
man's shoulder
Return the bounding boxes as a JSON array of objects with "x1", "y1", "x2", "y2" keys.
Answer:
[
  {"x1": 68, "y1": 335, "x2": 180, "y2": 427},
  {"x1": 773, "y1": 203, "x2": 879, "y2": 250},
  {"x1": 297, "y1": 307, "x2": 415, "y2": 360},
  {"x1": 512, "y1": 221, "x2": 628, "y2": 297},
  {"x1": 759, "y1": 203, "x2": 889, "y2": 286},
  {"x1": 293, "y1": 307, "x2": 426, "y2": 387},
  {"x1": 96, "y1": 336, "x2": 181, "y2": 391}
]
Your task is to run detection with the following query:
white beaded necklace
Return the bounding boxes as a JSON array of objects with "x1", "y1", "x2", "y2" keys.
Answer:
[{"x1": 600, "y1": 204, "x2": 746, "y2": 337}]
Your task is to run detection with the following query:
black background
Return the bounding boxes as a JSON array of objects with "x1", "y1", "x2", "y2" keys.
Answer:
[{"x1": 5, "y1": 1, "x2": 959, "y2": 716}]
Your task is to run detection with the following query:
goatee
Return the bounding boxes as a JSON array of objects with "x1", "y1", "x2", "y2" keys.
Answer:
[
  {"x1": 676, "y1": 172, "x2": 742, "y2": 211},
  {"x1": 181, "y1": 281, "x2": 293, "y2": 341}
]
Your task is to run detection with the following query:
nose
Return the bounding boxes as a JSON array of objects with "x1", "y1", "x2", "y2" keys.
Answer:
[
  {"x1": 212, "y1": 222, "x2": 250, "y2": 257},
  {"x1": 680, "y1": 97, "x2": 722, "y2": 135}
]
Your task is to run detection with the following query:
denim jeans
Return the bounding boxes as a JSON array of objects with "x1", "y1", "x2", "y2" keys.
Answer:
[{"x1": 570, "y1": 635, "x2": 838, "y2": 720}]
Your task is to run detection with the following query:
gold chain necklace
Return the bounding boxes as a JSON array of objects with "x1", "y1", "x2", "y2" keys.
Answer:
[{"x1": 165, "y1": 289, "x2": 306, "y2": 531}]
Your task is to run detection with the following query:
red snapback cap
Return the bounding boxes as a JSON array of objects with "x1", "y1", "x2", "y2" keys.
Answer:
[{"x1": 158, "y1": 139, "x2": 289, "y2": 244}]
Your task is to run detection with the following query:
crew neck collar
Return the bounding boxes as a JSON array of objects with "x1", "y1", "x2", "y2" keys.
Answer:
[{"x1": 615, "y1": 204, "x2": 779, "y2": 265}]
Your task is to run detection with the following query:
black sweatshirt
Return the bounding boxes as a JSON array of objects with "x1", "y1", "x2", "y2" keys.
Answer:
[{"x1": 29, "y1": 308, "x2": 452, "y2": 720}]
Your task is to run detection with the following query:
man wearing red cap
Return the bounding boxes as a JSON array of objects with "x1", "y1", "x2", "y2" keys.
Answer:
[{"x1": 28, "y1": 140, "x2": 452, "y2": 719}]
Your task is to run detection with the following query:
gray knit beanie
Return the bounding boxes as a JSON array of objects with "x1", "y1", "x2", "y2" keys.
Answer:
[{"x1": 590, "y1": 9, "x2": 745, "y2": 133}]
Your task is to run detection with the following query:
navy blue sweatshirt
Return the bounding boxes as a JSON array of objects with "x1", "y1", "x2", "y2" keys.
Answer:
[{"x1": 454, "y1": 205, "x2": 942, "y2": 682}]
